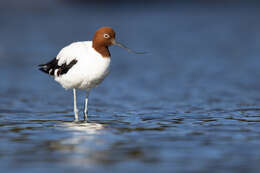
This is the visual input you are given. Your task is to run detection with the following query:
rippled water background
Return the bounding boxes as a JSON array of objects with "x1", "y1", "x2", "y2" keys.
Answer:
[{"x1": 1, "y1": 1, "x2": 260, "y2": 172}]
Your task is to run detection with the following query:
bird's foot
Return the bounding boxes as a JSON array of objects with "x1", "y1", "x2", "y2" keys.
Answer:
[
  {"x1": 74, "y1": 109, "x2": 79, "y2": 122},
  {"x1": 83, "y1": 112, "x2": 88, "y2": 122}
]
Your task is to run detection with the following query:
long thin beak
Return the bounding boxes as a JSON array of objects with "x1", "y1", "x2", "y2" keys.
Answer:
[{"x1": 112, "y1": 39, "x2": 146, "y2": 54}]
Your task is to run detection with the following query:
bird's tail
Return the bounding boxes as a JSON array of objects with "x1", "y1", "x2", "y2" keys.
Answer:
[
  {"x1": 38, "y1": 64, "x2": 49, "y2": 74},
  {"x1": 38, "y1": 58, "x2": 58, "y2": 76}
]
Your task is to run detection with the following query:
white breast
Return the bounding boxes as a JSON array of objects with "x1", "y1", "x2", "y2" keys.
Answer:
[{"x1": 54, "y1": 41, "x2": 111, "y2": 90}]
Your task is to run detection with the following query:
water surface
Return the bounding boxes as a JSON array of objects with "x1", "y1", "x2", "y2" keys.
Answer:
[{"x1": 1, "y1": 2, "x2": 260, "y2": 173}]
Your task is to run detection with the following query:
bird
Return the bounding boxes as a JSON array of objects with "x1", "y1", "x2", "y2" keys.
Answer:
[{"x1": 39, "y1": 26, "x2": 144, "y2": 122}]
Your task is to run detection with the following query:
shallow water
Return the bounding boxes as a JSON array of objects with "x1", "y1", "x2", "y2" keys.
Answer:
[{"x1": 1, "y1": 1, "x2": 260, "y2": 173}]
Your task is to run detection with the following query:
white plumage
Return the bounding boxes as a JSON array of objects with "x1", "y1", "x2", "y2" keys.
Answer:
[{"x1": 55, "y1": 41, "x2": 111, "y2": 90}]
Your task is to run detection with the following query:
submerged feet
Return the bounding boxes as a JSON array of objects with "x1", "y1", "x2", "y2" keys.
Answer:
[
  {"x1": 84, "y1": 111, "x2": 88, "y2": 122},
  {"x1": 74, "y1": 109, "x2": 79, "y2": 122},
  {"x1": 73, "y1": 88, "x2": 90, "y2": 122}
]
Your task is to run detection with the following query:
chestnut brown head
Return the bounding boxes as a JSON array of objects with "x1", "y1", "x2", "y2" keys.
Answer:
[
  {"x1": 92, "y1": 26, "x2": 146, "y2": 58},
  {"x1": 93, "y1": 27, "x2": 116, "y2": 48}
]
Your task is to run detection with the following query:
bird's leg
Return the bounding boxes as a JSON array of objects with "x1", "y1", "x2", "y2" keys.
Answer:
[
  {"x1": 73, "y1": 88, "x2": 79, "y2": 122},
  {"x1": 84, "y1": 90, "x2": 90, "y2": 122}
]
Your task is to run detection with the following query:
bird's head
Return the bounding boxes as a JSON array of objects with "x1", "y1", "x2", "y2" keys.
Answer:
[
  {"x1": 93, "y1": 27, "x2": 146, "y2": 55},
  {"x1": 93, "y1": 27, "x2": 116, "y2": 47}
]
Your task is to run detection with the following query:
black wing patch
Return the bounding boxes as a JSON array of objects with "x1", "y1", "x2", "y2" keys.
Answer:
[{"x1": 38, "y1": 58, "x2": 78, "y2": 76}]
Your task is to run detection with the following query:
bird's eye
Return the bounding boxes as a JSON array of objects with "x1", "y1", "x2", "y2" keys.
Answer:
[{"x1": 104, "y1": 34, "x2": 110, "y2": 38}]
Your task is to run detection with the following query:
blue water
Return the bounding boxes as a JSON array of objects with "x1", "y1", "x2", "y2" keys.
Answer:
[{"x1": 1, "y1": 1, "x2": 260, "y2": 173}]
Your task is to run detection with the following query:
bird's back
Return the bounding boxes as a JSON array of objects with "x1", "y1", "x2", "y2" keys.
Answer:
[{"x1": 57, "y1": 41, "x2": 92, "y2": 65}]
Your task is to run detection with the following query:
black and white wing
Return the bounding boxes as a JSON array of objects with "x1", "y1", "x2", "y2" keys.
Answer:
[
  {"x1": 38, "y1": 42, "x2": 85, "y2": 76},
  {"x1": 38, "y1": 57, "x2": 77, "y2": 76}
]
